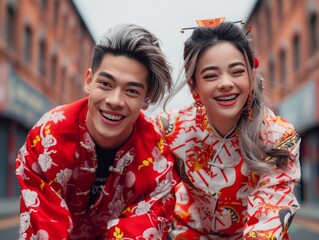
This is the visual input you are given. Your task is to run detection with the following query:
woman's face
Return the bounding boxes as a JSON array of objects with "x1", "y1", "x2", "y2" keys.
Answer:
[{"x1": 193, "y1": 42, "x2": 253, "y2": 136}]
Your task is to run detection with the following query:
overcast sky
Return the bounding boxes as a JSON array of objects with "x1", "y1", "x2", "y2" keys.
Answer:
[{"x1": 73, "y1": 0, "x2": 257, "y2": 114}]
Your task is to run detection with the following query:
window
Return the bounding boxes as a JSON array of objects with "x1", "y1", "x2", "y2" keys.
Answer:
[
  {"x1": 293, "y1": 34, "x2": 301, "y2": 70},
  {"x1": 309, "y1": 13, "x2": 318, "y2": 56},
  {"x1": 38, "y1": 39, "x2": 46, "y2": 75},
  {"x1": 277, "y1": 0, "x2": 283, "y2": 19},
  {"x1": 50, "y1": 55, "x2": 57, "y2": 86},
  {"x1": 23, "y1": 26, "x2": 32, "y2": 62},
  {"x1": 269, "y1": 59, "x2": 275, "y2": 90},
  {"x1": 53, "y1": 0, "x2": 59, "y2": 25},
  {"x1": 266, "y1": 5, "x2": 272, "y2": 47},
  {"x1": 279, "y1": 49, "x2": 287, "y2": 96},
  {"x1": 6, "y1": 5, "x2": 16, "y2": 48},
  {"x1": 60, "y1": 66, "x2": 66, "y2": 102},
  {"x1": 40, "y1": 0, "x2": 48, "y2": 9}
]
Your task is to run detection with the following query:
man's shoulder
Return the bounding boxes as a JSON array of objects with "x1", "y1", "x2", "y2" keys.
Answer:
[
  {"x1": 30, "y1": 98, "x2": 88, "y2": 136},
  {"x1": 136, "y1": 112, "x2": 157, "y2": 132}
]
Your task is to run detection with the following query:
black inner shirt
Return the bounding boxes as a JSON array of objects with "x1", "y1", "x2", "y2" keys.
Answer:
[{"x1": 87, "y1": 145, "x2": 118, "y2": 209}]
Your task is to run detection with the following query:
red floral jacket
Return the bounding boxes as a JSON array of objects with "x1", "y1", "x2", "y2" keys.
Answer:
[{"x1": 16, "y1": 98, "x2": 177, "y2": 240}]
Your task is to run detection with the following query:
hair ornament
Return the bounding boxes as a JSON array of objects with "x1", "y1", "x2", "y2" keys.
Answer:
[
  {"x1": 245, "y1": 26, "x2": 253, "y2": 35},
  {"x1": 254, "y1": 56, "x2": 259, "y2": 69},
  {"x1": 180, "y1": 17, "x2": 245, "y2": 33}
]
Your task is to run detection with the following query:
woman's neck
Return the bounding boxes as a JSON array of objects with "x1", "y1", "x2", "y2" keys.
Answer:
[{"x1": 208, "y1": 115, "x2": 240, "y2": 138}]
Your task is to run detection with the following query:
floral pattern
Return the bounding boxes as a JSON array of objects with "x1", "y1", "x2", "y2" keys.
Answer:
[
  {"x1": 153, "y1": 105, "x2": 301, "y2": 240},
  {"x1": 16, "y1": 98, "x2": 176, "y2": 240}
]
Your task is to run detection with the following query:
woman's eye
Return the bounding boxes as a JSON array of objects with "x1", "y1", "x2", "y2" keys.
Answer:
[
  {"x1": 203, "y1": 74, "x2": 218, "y2": 80},
  {"x1": 232, "y1": 69, "x2": 245, "y2": 75}
]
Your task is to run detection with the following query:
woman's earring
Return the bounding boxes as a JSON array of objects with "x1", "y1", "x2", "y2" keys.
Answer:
[{"x1": 193, "y1": 93, "x2": 206, "y2": 130}]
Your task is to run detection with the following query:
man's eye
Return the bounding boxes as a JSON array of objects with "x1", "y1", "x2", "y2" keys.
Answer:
[
  {"x1": 127, "y1": 89, "x2": 139, "y2": 95},
  {"x1": 100, "y1": 81, "x2": 111, "y2": 87}
]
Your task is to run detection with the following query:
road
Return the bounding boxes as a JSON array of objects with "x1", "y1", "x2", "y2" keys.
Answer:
[
  {"x1": 290, "y1": 216, "x2": 319, "y2": 240},
  {"x1": 0, "y1": 215, "x2": 318, "y2": 239}
]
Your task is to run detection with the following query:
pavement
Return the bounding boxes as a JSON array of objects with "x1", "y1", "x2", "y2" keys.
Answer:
[{"x1": 0, "y1": 198, "x2": 19, "y2": 219}]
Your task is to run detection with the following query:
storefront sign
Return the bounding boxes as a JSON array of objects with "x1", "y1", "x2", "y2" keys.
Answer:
[
  {"x1": 7, "y1": 72, "x2": 51, "y2": 128},
  {"x1": 0, "y1": 62, "x2": 9, "y2": 110},
  {"x1": 278, "y1": 79, "x2": 318, "y2": 133}
]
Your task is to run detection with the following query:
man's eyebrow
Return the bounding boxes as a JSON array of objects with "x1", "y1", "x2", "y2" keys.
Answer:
[
  {"x1": 98, "y1": 71, "x2": 145, "y2": 89},
  {"x1": 98, "y1": 71, "x2": 114, "y2": 80},
  {"x1": 127, "y1": 82, "x2": 145, "y2": 89}
]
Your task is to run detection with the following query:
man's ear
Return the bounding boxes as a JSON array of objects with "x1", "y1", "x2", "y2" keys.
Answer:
[
  {"x1": 84, "y1": 68, "x2": 93, "y2": 93},
  {"x1": 141, "y1": 101, "x2": 149, "y2": 110}
]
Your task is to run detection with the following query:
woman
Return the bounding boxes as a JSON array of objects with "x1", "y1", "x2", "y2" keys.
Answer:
[{"x1": 153, "y1": 22, "x2": 301, "y2": 239}]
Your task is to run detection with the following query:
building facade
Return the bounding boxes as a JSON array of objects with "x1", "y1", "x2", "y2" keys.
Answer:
[
  {"x1": 0, "y1": 0, "x2": 95, "y2": 198},
  {"x1": 247, "y1": 0, "x2": 319, "y2": 206}
]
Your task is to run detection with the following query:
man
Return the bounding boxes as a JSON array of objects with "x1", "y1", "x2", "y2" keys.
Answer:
[{"x1": 16, "y1": 23, "x2": 176, "y2": 239}]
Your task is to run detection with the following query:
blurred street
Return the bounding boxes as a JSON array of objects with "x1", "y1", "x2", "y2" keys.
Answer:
[{"x1": 1, "y1": 0, "x2": 319, "y2": 239}]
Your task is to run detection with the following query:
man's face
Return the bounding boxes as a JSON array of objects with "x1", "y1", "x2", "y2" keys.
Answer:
[{"x1": 85, "y1": 54, "x2": 149, "y2": 149}]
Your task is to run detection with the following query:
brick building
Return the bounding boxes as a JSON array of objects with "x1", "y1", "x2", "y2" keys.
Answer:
[
  {"x1": 247, "y1": 0, "x2": 319, "y2": 207},
  {"x1": 0, "y1": 0, "x2": 95, "y2": 198}
]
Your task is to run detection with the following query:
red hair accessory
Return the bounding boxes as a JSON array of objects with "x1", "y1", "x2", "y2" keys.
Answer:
[
  {"x1": 246, "y1": 26, "x2": 253, "y2": 35},
  {"x1": 253, "y1": 56, "x2": 259, "y2": 69},
  {"x1": 180, "y1": 18, "x2": 245, "y2": 33}
]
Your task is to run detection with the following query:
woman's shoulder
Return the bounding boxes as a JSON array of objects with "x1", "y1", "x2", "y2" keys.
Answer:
[
  {"x1": 263, "y1": 108, "x2": 296, "y2": 131},
  {"x1": 149, "y1": 104, "x2": 195, "y2": 137},
  {"x1": 156, "y1": 104, "x2": 195, "y2": 121},
  {"x1": 262, "y1": 108, "x2": 299, "y2": 147}
]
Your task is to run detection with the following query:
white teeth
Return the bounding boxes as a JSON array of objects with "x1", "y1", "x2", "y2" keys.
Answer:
[
  {"x1": 101, "y1": 112, "x2": 122, "y2": 121},
  {"x1": 216, "y1": 95, "x2": 237, "y2": 101}
]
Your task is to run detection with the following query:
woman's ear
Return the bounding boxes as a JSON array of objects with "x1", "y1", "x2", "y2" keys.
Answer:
[
  {"x1": 250, "y1": 69, "x2": 257, "y2": 89},
  {"x1": 84, "y1": 68, "x2": 93, "y2": 93},
  {"x1": 187, "y1": 78, "x2": 197, "y2": 94}
]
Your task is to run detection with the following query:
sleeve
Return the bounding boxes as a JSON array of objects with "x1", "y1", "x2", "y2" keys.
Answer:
[
  {"x1": 16, "y1": 128, "x2": 72, "y2": 239},
  {"x1": 244, "y1": 129, "x2": 301, "y2": 240},
  {"x1": 106, "y1": 130, "x2": 178, "y2": 239}
]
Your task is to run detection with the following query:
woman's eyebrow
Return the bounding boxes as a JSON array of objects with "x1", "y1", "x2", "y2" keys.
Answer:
[
  {"x1": 229, "y1": 62, "x2": 245, "y2": 68},
  {"x1": 200, "y1": 66, "x2": 218, "y2": 74}
]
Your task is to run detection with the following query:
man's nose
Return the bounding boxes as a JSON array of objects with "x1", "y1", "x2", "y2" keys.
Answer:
[{"x1": 105, "y1": 89, "x2": 125, "y2": 107}]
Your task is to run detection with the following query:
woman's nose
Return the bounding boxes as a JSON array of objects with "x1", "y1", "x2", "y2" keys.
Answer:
[{"x1": 218, "y1": 75, "x2": 234, "y2": 89}]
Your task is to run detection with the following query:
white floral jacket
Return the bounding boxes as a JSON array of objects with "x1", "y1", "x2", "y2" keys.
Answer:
[{"x1": 153, "y1": 104, "x2": 301, "y2": 240}]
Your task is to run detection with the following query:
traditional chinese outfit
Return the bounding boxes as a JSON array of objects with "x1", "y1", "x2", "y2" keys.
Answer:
[
  {"x1": 16, "y1": 98, "x2": 176, "y2": 240},
  {"x1": 153, "y1": 104, "x2": 301, "y2": 240}
]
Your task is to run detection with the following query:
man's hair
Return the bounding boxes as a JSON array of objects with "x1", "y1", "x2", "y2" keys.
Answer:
[{"x1": 91, "y1": 23, "x2": 172, "y2": 105}]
